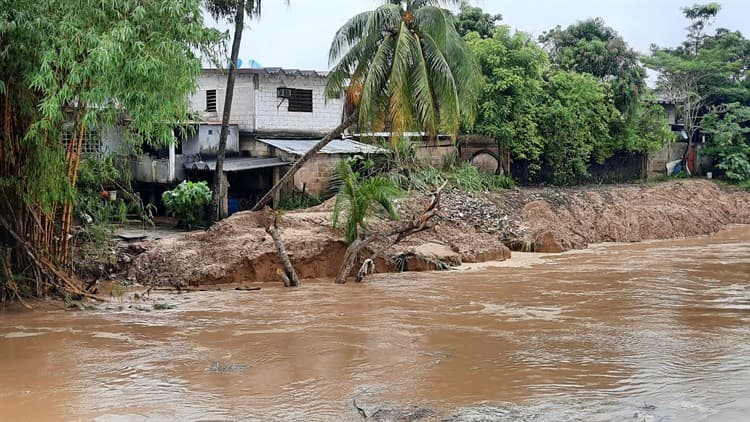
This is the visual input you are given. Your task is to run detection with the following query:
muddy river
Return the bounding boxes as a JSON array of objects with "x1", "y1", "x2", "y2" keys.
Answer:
[{"x1": 2, "y1": 226, "x2": 750, "y2": 421}]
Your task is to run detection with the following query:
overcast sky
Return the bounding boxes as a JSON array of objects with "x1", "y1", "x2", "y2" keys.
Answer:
[{"x1": 209, "y1": 0, "x2": 750, "y2": 71}]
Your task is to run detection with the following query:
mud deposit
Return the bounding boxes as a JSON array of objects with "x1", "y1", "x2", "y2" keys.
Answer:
[{"x1": 2, "y1": 226, "x2": 750, "y2": 421}]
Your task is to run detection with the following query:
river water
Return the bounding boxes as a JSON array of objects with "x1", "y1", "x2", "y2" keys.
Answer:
[{"x1": 1, "y1": 226, "x2": 749, "y2": 421}]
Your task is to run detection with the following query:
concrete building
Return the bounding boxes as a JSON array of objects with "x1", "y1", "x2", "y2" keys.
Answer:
[
  {"x1": 128, "y1": 67, "x2": 381, "y2": 213},
  {"x1": 189, "y1": 67, "x2": 344, "y2": 137}
]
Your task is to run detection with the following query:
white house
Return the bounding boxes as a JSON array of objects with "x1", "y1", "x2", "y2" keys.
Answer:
[{"x1": 189, "y1": 67, "x2": 344, "y2": 138}]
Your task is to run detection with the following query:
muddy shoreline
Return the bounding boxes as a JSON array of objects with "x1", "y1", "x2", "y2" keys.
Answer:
[{"x1": 128, "y1": 180, "x2": 750, "y2": 287}]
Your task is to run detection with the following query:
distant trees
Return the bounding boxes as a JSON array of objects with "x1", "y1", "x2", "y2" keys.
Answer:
[
  {"x1": 462, "y1": 9, "x2": 669, "y2": 184},
  {"x1": 453, "y1": 2, "x2": 502, "y2": 38},
  {"x1": 465, "y1": 26, "x2": 547, "y2": 168},
  {"x1": 644, "y1": 3, "x2": 750, "y2": 182}
]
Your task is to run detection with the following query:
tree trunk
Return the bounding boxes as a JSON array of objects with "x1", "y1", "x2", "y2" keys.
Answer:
[
  {"x1": 251, "y1": 109, "x2": 359, "y2": 211},
  {"x1": 211, "y1": 4, "x2": 245, "y2": 222},
  {"x1": 335, "y1": 238, "x2": 367, "y2": 284},
  {"x1": 265, "y1": 222, "x2": 301, "y2": 287},
  {"x1": 335, "y1": 181, "x2": 447, "y2": 284}
]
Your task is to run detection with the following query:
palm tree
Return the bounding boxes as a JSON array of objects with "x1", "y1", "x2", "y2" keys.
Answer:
[
  {"x1": 251, "y1": 0, "x2": 479, "y2": 211},
  {"x1": 332, "y1": 158, "x2": 404, "y2": 283},
  {"x1": 333, "y1": 159, "x2": 404, "y2": 244}
]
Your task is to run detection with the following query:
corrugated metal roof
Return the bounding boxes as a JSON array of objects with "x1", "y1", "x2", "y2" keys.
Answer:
[
  {"x1": 183, "y1": 157, "x2": 289, "y2": 172},
  {"x1": 257, "y1": 138, "x2": 385, "y2": 155}
]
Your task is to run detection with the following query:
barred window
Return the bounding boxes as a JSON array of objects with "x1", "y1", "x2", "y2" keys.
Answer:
[
  {"x1": 288, "y1": 88, "x2": 313, "y2": 113},
  {"x1": 206, "y1": 89, "x2": 217, "y2": 112},
  {"x1": 61, "y1": 130, "x2": 101, "y2": 155}
]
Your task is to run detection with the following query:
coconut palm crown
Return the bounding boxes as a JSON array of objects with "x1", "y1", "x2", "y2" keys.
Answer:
[{"x1": 325, "y1": 0, "x2": 480, "y2": 141}]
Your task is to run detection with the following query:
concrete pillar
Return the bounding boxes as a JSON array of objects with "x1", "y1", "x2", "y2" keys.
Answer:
[{"x1": 168, "y1": 141, "x2": 176, "y2": 182}]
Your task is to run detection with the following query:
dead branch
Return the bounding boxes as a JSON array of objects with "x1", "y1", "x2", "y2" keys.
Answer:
[
  {"x1": 0, "y1": 214, "x2": 108, "y2": 302},
  {"x1": 335, "y1": 181, "x2": 447, "y2": 284},
  {"x1": 263, "y1": 207, "x2": 301, "y2": 287}
]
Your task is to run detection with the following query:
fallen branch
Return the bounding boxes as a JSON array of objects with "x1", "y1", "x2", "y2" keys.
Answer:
[
  {"x1": 263, "y1": 208, "x2": 301, "y2": 287},
  {"x1": 0, "y1": 214, "x2": 107, "y2": 302}
]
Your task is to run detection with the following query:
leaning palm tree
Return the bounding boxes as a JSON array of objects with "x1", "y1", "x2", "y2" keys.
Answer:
[{"x1": 252, "y1": 0, "x2": 479, "y2": 211}]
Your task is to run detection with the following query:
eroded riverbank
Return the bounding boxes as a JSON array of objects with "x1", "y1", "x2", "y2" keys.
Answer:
[
  {"x1": 2, "y1": 225, "x2": 749, "y2": 420},
  {"x1": 128, "y1": 180, "x2": 750, "y2": 286}
]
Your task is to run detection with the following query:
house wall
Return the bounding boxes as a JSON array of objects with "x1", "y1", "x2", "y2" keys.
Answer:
[
  {"x1": 189, "y1": 73, "x2": 256, "y2": 131},
  {"x1": 254, "y1": 73, "x2": 343, "y2": 135},
  {"x1": 182, "y1": 124, "x2": 239, "y2": 157},
  {"x1": 291, "y1": 154, "x2": 339, "y2": 195},
  {"x1": 100, "y1": 127, "x2": 127, "y2": 154},
  {"x1": 662, "y1": 103, "x2": 677, "y2": 125},
  {"x1": 188, "y1": 70, "x2": 344, "y2": 136}
]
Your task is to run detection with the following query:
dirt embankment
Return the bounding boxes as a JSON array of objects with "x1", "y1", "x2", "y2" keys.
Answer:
[
  {"x1": 129, "y1": 180, "x2": 750, "y2": 286},
  {"x1": 443, "y1": 179, "x2": 750, "y2": 252}
]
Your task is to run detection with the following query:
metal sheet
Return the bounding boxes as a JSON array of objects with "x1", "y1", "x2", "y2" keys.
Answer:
[
  {"x1": 256, "y1": 138, "x2": 384, "y2": 156},
  {"x1": 183, "y1": 157, "x2": 289, "y2": 172}
]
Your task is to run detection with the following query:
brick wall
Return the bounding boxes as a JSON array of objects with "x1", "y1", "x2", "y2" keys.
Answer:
[{"x1": 290, "y1": 154, "x2": 339, "y2": 195}]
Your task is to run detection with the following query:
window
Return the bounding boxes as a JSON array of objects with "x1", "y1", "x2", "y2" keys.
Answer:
[
  {"x1": 288, "y1": 88, "x2": 313, "y2": 113},
  {"x1": 206, "y1": 89, "x2": 217, "y2": 112},
  {"x1": 61, "y1": 129, "x2": 101, "y2": 155}
]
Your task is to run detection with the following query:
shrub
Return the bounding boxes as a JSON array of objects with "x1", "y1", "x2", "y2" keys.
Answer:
[
  {"x1": 278, "y1": 190, "x2": 324, "y2": 210},
  {"x1": 162, "y1": 181, "x2": 212, "y2": 229}
]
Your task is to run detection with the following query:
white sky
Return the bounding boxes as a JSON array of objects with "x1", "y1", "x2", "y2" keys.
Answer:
[{"x1": 208, "y1": 0, "x2": 750, "y2": 71}]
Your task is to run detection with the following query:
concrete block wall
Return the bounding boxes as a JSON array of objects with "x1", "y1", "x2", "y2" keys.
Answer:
[
  {"x1": 188, "y1": 70, "x2": 343, "y2": 136},
  {"x1": 254, "y1": 74, "x2": 343, "y2": 135},
  {"x1": 647, "y1": 142, "x2": 687, "y2": 178},
  {"x1": 189, "y1": 73, "x2": 256, "y2": 131},
  {"x1": 292, "y1": 154, "x2": 339, "y2": 195},
  {"x1": 182, "y1": 124, "x2": 239, "y2": 157}
]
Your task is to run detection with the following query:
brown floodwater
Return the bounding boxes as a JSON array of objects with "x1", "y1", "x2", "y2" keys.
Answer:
[{"x1": 2, "y1": 226, "x2": 749, "y2": 421}]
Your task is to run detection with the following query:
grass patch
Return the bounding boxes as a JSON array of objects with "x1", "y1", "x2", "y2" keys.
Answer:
[{"x1": 408, "y1": 162, "x2": 515, "y2": 192}]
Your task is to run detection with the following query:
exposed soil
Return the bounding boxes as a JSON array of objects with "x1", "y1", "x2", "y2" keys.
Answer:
[{"x1": 128, "y1": 180, "x2": 750, "y2": 286}]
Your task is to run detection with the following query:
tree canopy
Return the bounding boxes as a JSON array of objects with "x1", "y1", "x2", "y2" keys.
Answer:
[
  {"x1": 454, "y1": 2, "x2": 502, "y2": 38},
  {"x1": 465, "y1": 12, "x2": 669, "y2": 184},
  {"x1": 1, "y1": 0, "x2": 221, "y2": 299},
  {"x1": 325, "y1": 0, "x2": 480, "y2": 141}
]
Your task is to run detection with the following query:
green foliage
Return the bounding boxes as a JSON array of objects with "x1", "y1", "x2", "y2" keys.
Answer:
[
  {"x1": 540, "y1": 18, "x2": 668, "y2": 155},
  {"x1": 332, "y1": 158, "x2": 405, "y2": 244},
  {"x1": 466, "y1": 26, "x2": 548, "y2": 163},
  {"x1": 1, "y1": 0, "x2": 222, "y2": 297},
  {"x1": 644, "y1": 3, "x2": 749, "y2": 143},
  {"x1": 702, "y1": 103, "x2": 750, "y2": 181},
  {"x1": 538, "y1": 71, "x2": 619, "y2": 185},
  {"x1": 162, "y1": 181, "x2": 213, "y2": 229},
  {"x1": 278, "y1": 190, "x2": 324, "y2": 210},
  {"x1": 325, "y1": 0, "x2": 480, "y2": 141},
  {"x1": 682, "y1": 2, "x2": 722, "y2": 54},
  {"x1": 406, "y1": 158, "x2": 515, "y2": 192},
  {"x1": 454, "y1": 2, "x2": 502, "y2": 38},
  {"x1": 540, "y1": 18, "x2": 645, "y2": 114}
]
